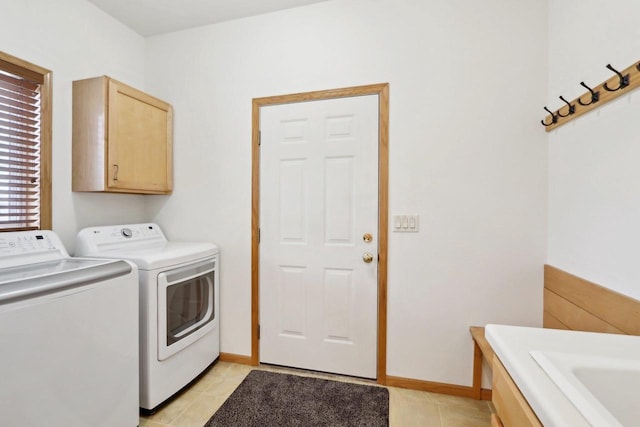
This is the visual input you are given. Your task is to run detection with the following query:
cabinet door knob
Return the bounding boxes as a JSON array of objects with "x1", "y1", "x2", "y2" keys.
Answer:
[{"x1": 113, "y1": 164, "x2": 119, "y2": 181}]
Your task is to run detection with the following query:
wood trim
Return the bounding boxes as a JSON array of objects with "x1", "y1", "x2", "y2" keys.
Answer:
[
  {"x1": 250, "y1": 95, "x2": 261, "y2": 366},
  {"x1": 377, "y1": 83, "x2": 389, "y2": 384},
  {"x1": 543, "y1": 288, "x2": 624, "y2": 334},
  {"x1": 252, "y1": 84, "x2": 390, "y2": 106},
  {"x1": 38, "y1": 66, "x2": 52, "y2": 230},
  {"x1": 386, "y1": 375, "x2": 491, "y2": 400},
  {"x1": 491, "y1": 413, "x2": 504, "y2": 427},
  {"x1": 251, "y1": 83, "x2": 390, "y2": 382},
  {"x1": 0, "y1": 52, "x2": 47, "y2": 84},
  {"x1": 544, "y1": 265, "x2": 640, "y2": 335},
  {"x1": 542, "y1": 311, "x2": 569, "y2": 330},
  {"x1": 219, "y1": 352, "x2": 254, "y2": 365}
]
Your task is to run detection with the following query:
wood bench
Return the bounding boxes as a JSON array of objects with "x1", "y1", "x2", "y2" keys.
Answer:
[
  {"x1": 469, "y1": 326, "x2": 494, "y2": 400},
  {"x1": 471, "y1": 265, "x2": 640, "y2": 424},
  {"x1": 470, "y1": 326, "x2": 541, "y2": 425}
]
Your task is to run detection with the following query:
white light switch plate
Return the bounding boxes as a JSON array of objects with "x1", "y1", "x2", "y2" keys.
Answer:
[{"x1": 392, "y1": 214, "x2": 419, "y2": 232}]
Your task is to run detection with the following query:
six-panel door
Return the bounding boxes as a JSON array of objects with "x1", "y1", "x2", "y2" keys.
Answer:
[{"x1": 259, "y1": 94, "x2": 379, "y2": 378}]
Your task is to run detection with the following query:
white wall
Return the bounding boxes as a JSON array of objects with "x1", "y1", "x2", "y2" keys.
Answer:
[
  {"x1": 145, "y1": 0, "x2": 548, "y2": 386},
  {"x1": 547, "y1": 0, "x2": 640, "y2": 300},
  {"x1": 9, "y1": 0, "x2": 637, "y2": 389},
  {"x1": 2, "y1": 0, "x2": 148, "y2": 251}
]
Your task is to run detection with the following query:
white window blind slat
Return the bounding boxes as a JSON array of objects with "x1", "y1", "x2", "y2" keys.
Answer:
[
  {"x1": 0, "y1": 118, "x2": 38, "y2": 134},
  {"x1": 0, "y1": 66, "x2": 41, "y2": 231},
  {"x1": 0, "y1": 111, "x2": 38, "y2": 126},
  {"x1": 0, "y1": 142, "x2": 38, "y2": 154}
]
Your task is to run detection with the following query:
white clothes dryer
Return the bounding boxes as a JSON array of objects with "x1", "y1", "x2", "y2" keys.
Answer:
[{"x1": 75, "y1": 223, "x2": 219, "y2": 412}]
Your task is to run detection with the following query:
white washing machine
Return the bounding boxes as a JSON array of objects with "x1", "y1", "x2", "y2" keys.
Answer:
[
  {"x1": 75, "y1": 223, "x2": 219, "y2": 412},
  {"x1": 0, "y1": 230, "x2": 139, "y2": 427}
]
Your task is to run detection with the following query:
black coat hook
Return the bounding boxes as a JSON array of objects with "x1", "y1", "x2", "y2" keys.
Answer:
[
  {"x1": 578, "y1": 81, "x2": 600, "y2": 106},
  {"x1": 541, "y1": 106, "x2": 558, "y2": 127},
  {"x1": 603, "y1": 63, "x2": 629, "y2": 91},
  {"x1": 557, "y1": 96, "x2": 575, "y2": 117}
]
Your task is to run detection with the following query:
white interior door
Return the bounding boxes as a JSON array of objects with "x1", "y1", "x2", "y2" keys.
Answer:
[{"x1": 259, "y1": 94, "x2": 379, "y2": 378}]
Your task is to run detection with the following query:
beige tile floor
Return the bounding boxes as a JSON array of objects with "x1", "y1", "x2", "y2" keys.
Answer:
[{"x1": 140, "y1": 361, "x2": 492, "y2": 427}]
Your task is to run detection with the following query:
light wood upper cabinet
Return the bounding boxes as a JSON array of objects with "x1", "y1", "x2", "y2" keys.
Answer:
[{"x1": 72, "y1": 76, "x2": 173, "y2": 194}]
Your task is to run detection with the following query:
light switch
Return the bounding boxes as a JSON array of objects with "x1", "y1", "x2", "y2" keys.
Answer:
[
  {"x1": 408, "y1": 216, "x2": 416, "y2": 229},
  {"x1": 392, "y1": 214, "x2": 419, "y2": 232}
]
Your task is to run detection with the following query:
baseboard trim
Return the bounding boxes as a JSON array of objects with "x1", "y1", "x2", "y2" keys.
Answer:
[
  {"x1": 386, "y1": 375, "x2": 492, "y2": 400},
  {"x1": 217, "y1": 355, "x2": 492, "y2": 400},
  {"x1": 219, "y1": 352, "x2": 255, "y2": 365}
]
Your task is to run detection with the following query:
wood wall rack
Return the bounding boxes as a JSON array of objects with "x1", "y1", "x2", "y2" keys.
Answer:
[{"x1": 542, "y1": 59, "x2": 640, "y2": 132}]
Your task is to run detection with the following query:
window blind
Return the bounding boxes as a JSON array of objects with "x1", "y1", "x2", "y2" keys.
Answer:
[{"x1": 0, "y1": 69, "x2": 42, "y2": 231}]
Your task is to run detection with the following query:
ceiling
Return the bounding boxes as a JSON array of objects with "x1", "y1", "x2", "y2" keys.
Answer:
[{"x1": 86, "y1": 0, "x2": 332, "y2": 36}]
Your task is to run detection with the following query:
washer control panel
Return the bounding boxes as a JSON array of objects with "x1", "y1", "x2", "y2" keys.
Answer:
[
  {"x1": 0, "y1": 230, "x2": 67, "y2": 269},
  {"x1": 0, "y1": 231, "x2": 58, "y2": 256}
]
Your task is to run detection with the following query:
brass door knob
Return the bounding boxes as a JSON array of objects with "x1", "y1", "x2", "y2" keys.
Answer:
[{"x1": 363, "y1": 252, "x2": 374, "y2": 263}]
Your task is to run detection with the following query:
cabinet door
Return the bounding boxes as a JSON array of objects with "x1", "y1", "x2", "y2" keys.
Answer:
[{"x1": 107, "y1": 80, "x2": 173, "y2": 193}]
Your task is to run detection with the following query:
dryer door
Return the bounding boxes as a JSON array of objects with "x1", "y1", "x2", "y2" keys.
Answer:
[{"x1": 157, "y1": 257, "x2": 217, "y2": 360}]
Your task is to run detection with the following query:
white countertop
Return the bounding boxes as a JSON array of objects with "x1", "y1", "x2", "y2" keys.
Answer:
[{"x1": 485, "y1": 324, "x2": 640, "y2": 427}]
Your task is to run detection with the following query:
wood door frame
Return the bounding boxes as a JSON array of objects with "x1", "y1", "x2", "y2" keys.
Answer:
[{"x1": 251, "y1": 83, "x2": 389, "y2": 384}]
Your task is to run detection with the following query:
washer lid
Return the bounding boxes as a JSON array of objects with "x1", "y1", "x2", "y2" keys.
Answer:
[
  {"x1": 0, "y1": 258, "x2": 106, "y2": 282},
  {"x1": 93, "y1": 241, "x2": 218, "y2": 270},
  {"x1": 0, "y1": 258, "x2": 132, "y2": 305}
]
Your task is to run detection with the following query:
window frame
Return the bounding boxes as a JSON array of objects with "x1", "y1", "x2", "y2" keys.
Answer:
[{"x1": 0, "y1": 51, "x2": 51, "y2": 231}]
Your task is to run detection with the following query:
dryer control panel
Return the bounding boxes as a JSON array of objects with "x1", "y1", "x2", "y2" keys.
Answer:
[
  {"x1": 75, "y1": 223, "x2": 167, "y2": 254},
  {"x1": 114, "y1": 225, "x2": 162, "y2": 240}
]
